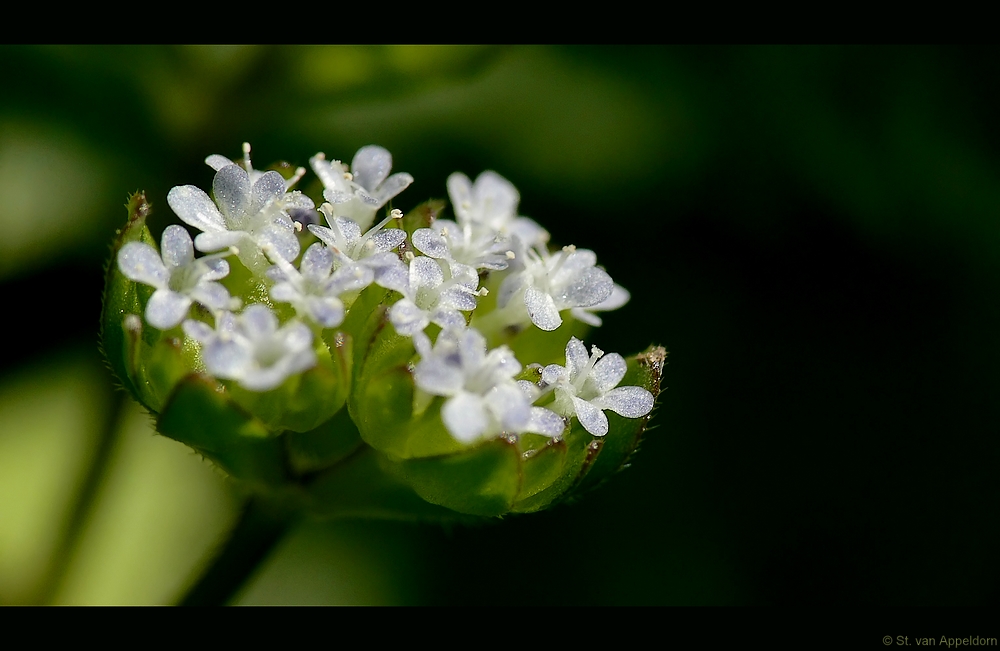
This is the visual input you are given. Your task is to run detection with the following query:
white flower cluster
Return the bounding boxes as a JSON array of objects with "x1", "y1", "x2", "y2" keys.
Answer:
[{"x1": 117, "y1": 143, "x2": 653, "y2": 442}]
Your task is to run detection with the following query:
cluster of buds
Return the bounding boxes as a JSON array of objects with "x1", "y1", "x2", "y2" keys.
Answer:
[{"x1": 102, "y1": 143, "x2": 665, "y2": 519}]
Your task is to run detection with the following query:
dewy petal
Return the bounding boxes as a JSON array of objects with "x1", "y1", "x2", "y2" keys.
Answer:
[
  {"x1": 488, "y1": 382, "x2": 531, "y2": 431},
  {"x1": 590, "y1": 352, "x2": 627, "y2": 395},
  {"x1": 281, "y1": 322, "x2": 314, "y2": 353},
  {"x1": 300, "y1": 243, "x2": 333, "y2": 282},
  {"x1": 554, "y1": 266, "x2": 613, "y2": 309},
  {"x1": 524, "y1": 285, "x2": 562, "y2": 331},
  {"x1": 241, "y1": 304, "x2": 279, "y2": 340},
  {"x1": 414, "y1": 358, "x2": 465, "y2": 396},
  {"x1": 442, "y1": 392, "x2": 489, "y2": 443},
  {"x1": 182, "y1": 319, "x2": 214, "y2": 342},
  {"x1": 334, "y1": 216, "x2": 362, "y2": 248},
  {"x1": 410, "y1": 256, "x2": 444, "y2": 292},
  {"x1": 572, "y1": 395, "x2": 609, "y2": 437},
  {"x1": 205, "y1": 154, "x2": 234, "y2": 171},
  {"x1": 204, "y1": 338, "x2": 253, "y2": 378},
  {"x1": 201, "y1": 257, "x2": 230, "y2": 282},
  {"x1": 250, "y1": 170, "x2": 287, "y2": 213},
  {"x1": 167, "y1": 185, "x2": 226, "y2": 233},
  {"x1": 446, "y1": 173, "x2": 473, "y2": 219},
  {"x1": 160, "y1": 225, "x2": 195, "y2": 270},
  {"x1": 595, "y1": 386, "x2": 654, "y2": 419},
  {"x1": 497, "y1": 272, "x2": 526, "y2": 309},
  {"x1": 194, "y1": 230, "x2": 245, "y2": 253},
  {"x1": 565, "y1": 337, "x2": 589, "y2": 378},
  {"x1": 212, "y1": 165, "x2": 251, "y2": 223},
  {"x1": 372, "y1": 172, "x2": 413, "y2": 206},
  {"x1": 117, "y1": 242, "x2": 169, "y2": 289},
  {"x1": 270, "y1": 281, "x2": 298, "y2": 303},
  {"x1": 351, "y1": 145, "x2": 393, "y2": 191},
  {"x1": 189, "y1": 281, "x2": 234, "y2": 311},
  {"x1": 541, "y1": 364, "x2": 567, "y2": 387},
  {"x1": 389, "y1": 299, "x2": 429, "y2": 336},
  {"x1": 371, "y1": 228, "x2": 406, "y2": 253},
  {"x1": 526, "y1": 407, "x2": 566, "y2": 437},
  {"x1": 255, "y1": 225, "x2": 300, "y2": 263},
  {"x1": 145, "y1": 289, "x2": 192, "y2": 329},
  {"x1": 306, "y1": 296, "x2": 345, "y2": 328},
  {"x1": 473, "y1": 171, "x2": 519, "y2": 228}
]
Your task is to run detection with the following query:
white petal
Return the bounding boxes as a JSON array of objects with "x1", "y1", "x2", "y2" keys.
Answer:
[
  {"x1": 167, "y1": 185, "x2": 226, "y2": 233},
  {"x1": 194, "y1": 230, "x2": 244, "y2": 253},
  {"x1": 189, "y1": 282, "x2": 234, "y2": 311},
  {"x1": 554, "y1": 266, "x2": 613, "y2": 309},
  {"x1": 389, "y1": 299, "x2": 429, "y2": 336},
  {"x1": 497, "y1": 272, "x2": 526, "y2": 309},
  {"x1": 442, "y1": 392, "x2": 489, "y2": 443},
  {"x1": 569, "y1": 308, "x2": 603, "y2": 327},
  {"x1": 241, "y1": 305, "x2": 279, "y2": 339},
  {"x1": 410, "y1": 256, "x2": 444, "y2": 291},
  {"x1": 518, "y1": 379, "x2": 542, "y2": 401},
  {"x1": 200, "y1": 257, "x2": 230, "y2": 281},
  {"x1": 572, "y1": 396, "x2": 609, "y2": 436},
  {"x1": 430, "y1": 308, "x2": 467, "y2": 330},
  {"x1": 145, "y1": 289, "x2": 192, "y2": 329},
  {"x1": 117, "y1": 242, "x2": 169, "y2": 288},
  {"x1": 281, "y1": 322, "x2": 314, "y2": 353},
  {"x1": 414, "y1": 358, "x2": 464, "y2": 396},
  {"x1": 160, "y1": 225, "x2": 195, "y2": 270},
  {"x1": 472, "y1": 170, "x2": 519, "y2": 229},
  {"x1": 212, "y1": 165, "x2": 251, "y2": 223},
  {"x1": 414, "y1": 226, "x2": 452, "y2": 262},
  {"x1": 306, "y1": 296, "x2": 345, "y2": 328},
  {"x1": 352, "y1": 145, "x2": 393, "y2": 191},
  {"x1": 204, "y1": 338, "x2": 253, "y2": 379},
  {"x1": 487, "y1": 382, "x2": 530, "y2": 431},
  {"x1": 372, "y1": 172, "x2": 413, "y2": 206},
  {"x1": 334, "y1": 216, "x2": 362, "y2": 248},
  {"x1": 526, "y1": 407, "x2": 566, "y2": 437},
  {"x1": 595, "y1": 386, "x2": 654, "y2": 419},
  {"x1": 255, "y1": 226, "x2": 300, "y2": 263},
  {"x1": 371, "y1": 228, "x2": 407, "y2": 253},
  {"x1": 270, "y1": 281, "x2": 299, "y2": 303},
  {"x1": 250, "y1": 171, "x2": 287, "y2": 214},
  {"x1": 205, "y1": 154, "x2": 234, "y2": 171},
  {"x1": 524, "y1": 285, "x2": 562, "y2": 331},
  {"x1": 456, "y1": 328, "x2": 487, "y2": 370},
  {"x1": 591, "y1": 352, "x2": 627, "y2": 395},
  {"x1": 182, "y1": 319, "x2": 214, "y2": 342},
  {"x1": 331, "y1": 264, "x2": 375, "y2": 294},
  {"x1": 541, "y1": 364, "x2": 567, "y2": 387},
  {"x1": 565, "y1": 337, "x2": 589, "y2": 382},
  {"x1": 300, "y1": 243, "x2": 333, "y2": 282},
  {"x1": 508, "y1": 217, "x2": 548, "y2": 248},
  {"x1": 446, "y1": 173, "x2": 473, "y2": 222}
]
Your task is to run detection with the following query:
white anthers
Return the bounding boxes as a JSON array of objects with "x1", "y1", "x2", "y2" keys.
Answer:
[
  {"x1": 495, "y1": 244, "x2": 614, "y2": 332},
  {"x1": 413, "y1": 327, "x2": 564, "y2": 443},
  {"x1": 570, "y1": 283, "x2": 631, "y2": 327},
  {"x1": 309, "y1": 146, "x2": 413, "y2": 231},
  {"x1": 182, "y1": 305, "x2": 316, "y2": 392},
  {"x1": 539, "y1": 337, "x2": 654, "y2": 437},
  {"x1": 116, "y1": 225, "x2": 238, "y2": 330},
  {"x1": 387, "y1": 256, "x2": 482, "y2": 338},
  {"x1": 167, "y1": 152, "x2": 314, "y2": 273},
  {"x1": 264, "y1": 243, "x2": 364, "y2": 329}
]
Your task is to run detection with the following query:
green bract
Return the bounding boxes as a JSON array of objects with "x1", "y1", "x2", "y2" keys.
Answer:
[{"x1": 100, "y1": 146, "x2": 665, "y2": 521}]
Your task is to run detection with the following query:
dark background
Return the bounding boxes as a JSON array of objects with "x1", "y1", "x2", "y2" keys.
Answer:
[{"x1": 0, "y1": 45, "x2": 996, "y2": 604}]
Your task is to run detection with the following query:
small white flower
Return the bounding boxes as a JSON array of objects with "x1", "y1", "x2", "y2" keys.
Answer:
[
  {"x1": 307, "y1": 205, "x2": 409, "y2": 293},
  {"x1": 446, "y1": 171, "x2": 548, "y2": 248},
  {"x1": 182, "y1": 305, "x2": 316, "y2": 392},
  {"x1": 265, "y1": 243, "x2": 369, "y2": 328},
  {"x1": 413, "y1": 327, "x2": 562, "y2": 443},
  {"x1": 411, "y1": 219, "x2": 516, "y2": 271},
  {"x1": 167, "y1": 153, "x2": 313, "y2": 271},
  {"x1": 387, "y1": 257, "x2": 483, "y2": 337},
  {"x1": 117, "y1": 225, "x2": 238, "y2": 329},
  {"x1": 496, "y1": 244, "x2": 614, "y2": 332},
  {"x1": 310, "y1": 146, "x2": 413, "y2": 231},
  {"x1": 540, "y1": 337, "x2": 654, "y2": 437}
]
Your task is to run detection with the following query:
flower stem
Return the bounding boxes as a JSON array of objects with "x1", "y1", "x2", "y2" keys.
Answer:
[
  {"x1": 178, "y1": 496, "x2": 298, "y2": 606},
  {"x1": 34, "y1": 389, "x2": 127, "y2": 604}
]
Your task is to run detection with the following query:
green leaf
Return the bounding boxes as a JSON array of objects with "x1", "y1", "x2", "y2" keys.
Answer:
[
  {"x1": 380, "y1": 438, "x2": 522, "y2": 517},
  {"x1": 284, "y1": 404, "x2": 364, "y2": 476},
  {"x1": 156, "y1": 374, "x2": 287, "y2": 487},
  {"x1": 306, "y1": 446, "x2": 478, "y2": 523}
]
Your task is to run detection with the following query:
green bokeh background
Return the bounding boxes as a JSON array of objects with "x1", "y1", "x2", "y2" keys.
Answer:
[{"x1": 1, "y1": 45, "x2": 997, "y2": 605}]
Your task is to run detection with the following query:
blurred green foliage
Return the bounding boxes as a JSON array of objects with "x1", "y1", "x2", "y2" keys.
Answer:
[{"x1": 1, "y1": 45, "x2": 998, "y2": 604}]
